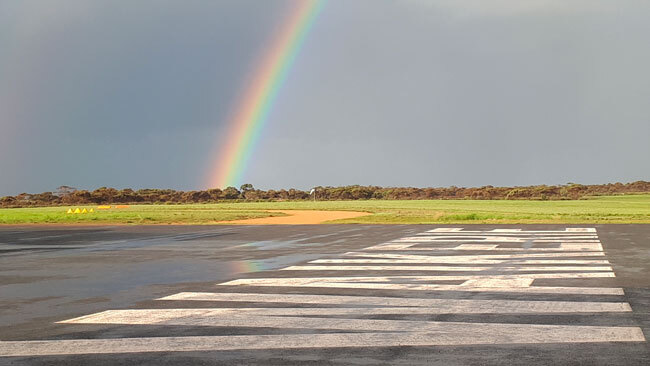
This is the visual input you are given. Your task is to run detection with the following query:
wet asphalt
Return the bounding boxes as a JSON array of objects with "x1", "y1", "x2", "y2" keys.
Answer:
[{"x1": 0, "y1": 224, "x2": 648, "y2": 365}]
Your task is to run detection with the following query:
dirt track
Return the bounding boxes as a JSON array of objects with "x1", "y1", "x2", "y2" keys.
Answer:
[{"x1": 220, "y1": 210, "x2": 371, "y2": 224}]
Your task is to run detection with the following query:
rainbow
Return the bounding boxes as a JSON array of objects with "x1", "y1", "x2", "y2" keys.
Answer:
[{"x1": 208, "y1": 0, "x2": 325, "y2": 188}]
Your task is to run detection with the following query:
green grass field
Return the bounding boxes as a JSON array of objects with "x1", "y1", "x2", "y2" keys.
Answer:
[
  {"x1": 0, "y1": 205, "x2": 283, "y2": 225},
  {"x1": 1, "y1": 194, "x2": 649, "y2": 225}
]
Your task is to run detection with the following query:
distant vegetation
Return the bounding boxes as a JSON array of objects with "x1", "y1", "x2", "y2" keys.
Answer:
[{"x1": 1, "y1": 181, "x2": 650, "y2": 208}]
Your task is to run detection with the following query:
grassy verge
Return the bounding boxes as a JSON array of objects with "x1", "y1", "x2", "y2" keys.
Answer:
[
  {"x1": 0, "y1": 194, "x2": 649, "y2": 224},
  {"x1": 0, "y1": 205, "x2": 283, "y2": 225}
]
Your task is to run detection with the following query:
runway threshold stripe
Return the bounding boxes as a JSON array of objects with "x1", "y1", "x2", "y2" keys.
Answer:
[
  {"x1": 221, "y1": 272, "x2": 616, "y2": 282},
  {"x1": 426, "y1": 232, "x2": 597, "y2": 236},
  {"x1": 398, "y1": 237, "x2": 599, "y2": 240},
  {"x1": 61, "y1": 314, "x2": 641, "y2": 332},
  {"x1": 61, "y1": 299, "x2": 633, "y2": 325},
  {"x1": 153, "y1": 295, "x2": 630, "y2": 312},
  {"x1": 362, "y1": 245, "x2": 605, "y2": 252},
  {"x1": 216, "y1": 272, "x2": 622, "y2": 294},
  {"x1": 345, "y1": 252, "x2": 606, "y2": 259},
  {"x1": 394, "y1": 238, "x2": 600, "y2": 242},
  {"x1": 282, "y1": 265, "x2": 613, "y2": 272},
  {"x1": 310, "y1": 259, "x2": 610, "y2": 265},
  {"x1": 167, "y1": 283, "x2": 626, "y2": 301},
  {"x1": 222, "y1": 273, "x2": 616, "y2": 283},
  {"x1": 215, "y1": 283, "x2": 624, "y2": 295},
  {"x1": 416, "y1": 233, "x2": 598, "y2": 237},
  {"x1": 0, "y1": 326, "x2": 643, "y2": 357},
  {"x1": 428, "y1": 228, "x2": 597, "y2": 233}
]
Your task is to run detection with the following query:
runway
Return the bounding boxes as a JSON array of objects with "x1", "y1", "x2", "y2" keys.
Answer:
[{"x1": 0, "y1": 224, "x2": 648, "y2": 365}]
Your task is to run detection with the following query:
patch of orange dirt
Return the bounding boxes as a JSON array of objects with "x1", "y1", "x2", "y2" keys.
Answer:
[{"x1": 221, "y1": 210, "x2": 371, "y2": 225}]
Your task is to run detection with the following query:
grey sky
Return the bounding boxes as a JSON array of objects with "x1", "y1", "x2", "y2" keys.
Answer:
[{"x1": 1, "y1": 0, "x2": 649, "y2": 195}]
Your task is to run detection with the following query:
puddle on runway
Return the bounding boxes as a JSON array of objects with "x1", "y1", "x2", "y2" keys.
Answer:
[
  {"x1": 226, "y1": 253, "x2": 322, "y2": 273},
  {"x1": 0, "y1": 226, "x2": 375, "y2": 330},
  {"x1": 232, "y1": 231, "x2": 360, "y2": 251},
  {"x1": 1, "y1": 253, "x2": 318, "y2": 299},
  {"x1": 0, "y1": 252, "x2": 321, "y2": 327}
]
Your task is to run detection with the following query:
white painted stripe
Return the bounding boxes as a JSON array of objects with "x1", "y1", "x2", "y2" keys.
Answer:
[
  {"x1": 216, "y1": 282, "x2": 622, "y2": 295},
  {"x1": 400, "y1": 237, "x2": 522, "y2": 242},
  {"x1": 153, "y1": 293, "x2": 630, "y2": 311},
  {"x1": 285, "y1": 284, "x2": 622, "y2": 295},
  {"x1": 424, "y1": 229, "x2": 596, "y2": 233},
  {"x1": 413, "y1": 232, "x2": 598, "y2": 236},
  {"x1": 396, "y1": 237, "x2": 599, "y2": 242},
  {"x1": 368, "y1": 243, "x2": 604, "y2": 252},
  {"x1": 421, "y1": 231, "x2": 597, "y2": 234},
  {"x1": 221, "y1": 273, "x2": 616, "y2": 285},
  {"x1": 363, "y1": 243, "x2": 416, "y2": 250},
  {"x1": 282, "y1": 265, "x2": 613, "y2": 272},
  {"x1": 224, "y1": 276, "x2": 542, "y2": 287},
  {"x1": 0, "y1": 324, "x2": 643, "y2": 357},
  {"x1": 448, "y1": 244, "x2": 498, "y2": 250},
  {"x1": 60, "y1": 301, "x2": 633, "y2": 325},
  {"x1": 346, "y1": 252, "x2": 606, "y2": 260},
  {"x1": 429, "y1": 228, "x2": 464, "y2": 232},
  {"x1": 416, "y1": 232, "x2": 598, "y2": 236},
  {"x1": 312, "y1": 259, "x2": 610, "y2": 265},
  {"x1": 414, "y1": 236, "x2": 600, "y2": 239},
  {"x1": 414, "y1": 234, "x2": 599, "y2": 238},
  {"x1": 61, "y1": 306, "x2": 634, "y2": 329}
]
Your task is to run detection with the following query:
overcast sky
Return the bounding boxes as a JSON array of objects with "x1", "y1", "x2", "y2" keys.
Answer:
[{"x1": 1, "y1": 0, "x2": 649, "y2": 195}]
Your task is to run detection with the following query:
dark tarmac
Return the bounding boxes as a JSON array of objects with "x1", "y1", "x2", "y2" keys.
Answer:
[{"x1": 0, "y1": 224, "x2": 648, "y2": 365}]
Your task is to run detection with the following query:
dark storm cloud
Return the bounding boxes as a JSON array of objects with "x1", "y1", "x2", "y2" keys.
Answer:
[
  {"x1": 0, "y1": 0, "x2": 289, "y2": 194},
  {"x1": 0, "y1": 0, "x2": 648, "y2": 195},
  {"x1": 251, "y1": 0, "x2": 650, "y2": 189}
]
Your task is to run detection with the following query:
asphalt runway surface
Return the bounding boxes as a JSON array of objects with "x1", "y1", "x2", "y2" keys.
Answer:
[{"x1": 0, "y1": 224, "x2": 648, "y2": 365}]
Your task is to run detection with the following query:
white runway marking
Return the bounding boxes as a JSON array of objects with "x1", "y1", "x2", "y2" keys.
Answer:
[
  {"x1": 394, "y1": 237, "x2": 599, "y2": 242},
  {"x1": 365, "y1": 243, "x2": 605, "y2": 251},
  {"x1": 428, "y1": 228, "x2": 596, "y2": 233},
  {"x1": 344, "y1": 251, "x2": 607, "y2": 259},
  {"x1": 221, "y1": 272, "x2": 616, "y2": 284},
  {"x1": 219, "y1": 283, "x2": 623, "y2": 295},
  {"x1": 7, "y1": 227, "x2": 643, "y2": 356},
  {"x1": 218, "y1": 277, "x2": 623, "y2": 295},
  {"x1": 364, "y1": 242, "x2": 605, "y2": 255},
  {"x1": 59, "y1": 301, "x2": 632, "y2": 324},
  {"x1": 282, "y1": 265, "x2": 613, "y2": 272},
  {"x1": 0, "y1": 325, "x2": 644, "y2": 357},
  {"x1": 152, "y1": 293, "x2": 631, "y2": 312},
  {"x1": 60, "y1": 313, "x2": 641, "y2": 334},
  {"x1": 416, "y1": 232, "x2": 599, "y2": 236},
  {"x1": 311, "y1": 259, "x2": 610, "y2": 265}
]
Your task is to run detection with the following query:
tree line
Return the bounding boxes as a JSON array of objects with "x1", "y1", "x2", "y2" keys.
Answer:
[{"x1": 1, "y1": 181, "x2": 649, "y2": 208}]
